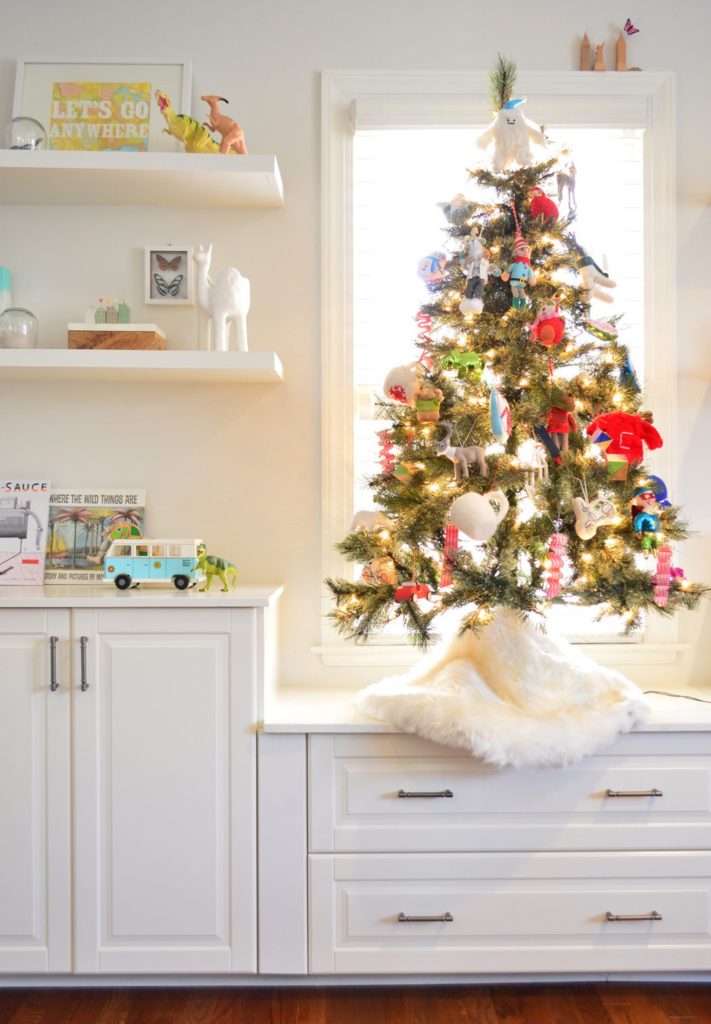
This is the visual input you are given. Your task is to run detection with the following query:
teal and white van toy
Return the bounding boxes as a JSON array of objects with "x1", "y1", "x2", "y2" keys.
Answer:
[{"x1": 103, "y1": 537, "x2": 205, "y2": 590}]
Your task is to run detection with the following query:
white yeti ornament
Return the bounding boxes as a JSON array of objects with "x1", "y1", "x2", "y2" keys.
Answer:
[{"x1": 476, "y1": 98, "x2": 546, "y2": 173}]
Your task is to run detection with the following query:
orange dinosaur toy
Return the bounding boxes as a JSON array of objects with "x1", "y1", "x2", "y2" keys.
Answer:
[{"x1": 200, "y1": 95, "x2": 248, "y2": 155}]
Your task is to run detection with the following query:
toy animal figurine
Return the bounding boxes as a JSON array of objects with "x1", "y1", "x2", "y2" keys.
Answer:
[
  {"x1": 476, "y1": 98, "x2": 546, "y2": 173},
  {"x1": 576, "y1": 249, "x2": 616, "y2": 305},
  {"x1": 556, "y1": 161, "x2": 576, "y2": 211},
  {"x1": 194, "y1": 243, "x2": 251, "y2": 352},
  {"x1": 201, "y1": 95, "x2": 248, "y2": 155},
  {"x1": 435, "y1": 421, "x2": 489, "y2": 481},
  {"x1": 196, "y1": 544, "x2": 238, "y2": 592},
  {"x1": 155, "y1": 90, "x2": 223, "y2": 154}
]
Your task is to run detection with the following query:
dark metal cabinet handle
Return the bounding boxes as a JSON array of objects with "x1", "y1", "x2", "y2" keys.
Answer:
[
  {"x1": 606, "y1": 788, "x2": 663, "y2": 798},
  {"x1": 397, "y1": 789, "x2": 453, "y2": 799},
  {"x1": 80, "y1": 636, "x2": 89, "y2": 691},
  {"x1": 606, "y1": 911, "x2": 662, "y2": 922},
  {"x1": 49, "y1": 636, "x2": 59, "y2": 691},
  {"x1": 398, "y1": 912, "x2": 453, "y2": 923}
]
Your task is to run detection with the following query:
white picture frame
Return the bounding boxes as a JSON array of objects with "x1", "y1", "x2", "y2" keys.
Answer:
[
  {"x1": 144, "y1": 244, "x2": 194, "y2": 305},
  {"x1": 13, "y1": 58, "x2": 191, "y2": 153}
]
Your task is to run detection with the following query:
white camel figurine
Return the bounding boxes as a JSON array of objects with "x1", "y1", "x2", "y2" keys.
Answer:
[{"x1": 193, "y1": 243, "x2": 251, "y2": 352}]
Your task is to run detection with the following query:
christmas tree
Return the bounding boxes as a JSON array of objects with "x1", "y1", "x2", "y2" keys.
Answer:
[{"x1": 327, "y1": 57, "x2": 708, "y2": 648}]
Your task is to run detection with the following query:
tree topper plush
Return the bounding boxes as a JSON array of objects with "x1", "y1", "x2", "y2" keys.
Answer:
[{"x1": 476, "y1": 98, "x2": 546, "y2": 173}]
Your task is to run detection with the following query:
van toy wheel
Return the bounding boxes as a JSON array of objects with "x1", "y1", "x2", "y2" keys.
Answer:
[
  {"x1": 173, "y1": 575, "x2": 190, "y2": 590},
  {"x1": 114, "y1": 575, "x2": 131, "y2": 590}
]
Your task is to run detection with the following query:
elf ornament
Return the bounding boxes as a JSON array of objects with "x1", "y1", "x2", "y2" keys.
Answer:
[
  {"x1": 501, "y1": 228, "x2": 535, "y2": 309},
  {"x1": 546, "y1": 388, "x2": 577, "y2": 453},
  {"x1": 476, "y1": 97, "x2": 546, "y2": 173},
  {"x1": 528, "y1": 301, "x2": 565, "y2": 348},
  {"x1": 586, "y1": 411, "x2": 663, "y2": 481},
  {"x1": 529, "y1": 186, "x2": 559, "y2": 223}
]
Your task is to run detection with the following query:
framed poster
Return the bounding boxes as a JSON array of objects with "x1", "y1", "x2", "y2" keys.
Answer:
[
  {"x1": 13, "y1": 58, "x2": 191, "y2": 152},
  {"x1": 144, "y1": 244, "x2": 194, "y2": 305}
]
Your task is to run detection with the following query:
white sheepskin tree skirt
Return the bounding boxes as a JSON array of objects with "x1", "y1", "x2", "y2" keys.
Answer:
[{"x1": 357, "y1": 609, "x2": 649, "y2": 768}]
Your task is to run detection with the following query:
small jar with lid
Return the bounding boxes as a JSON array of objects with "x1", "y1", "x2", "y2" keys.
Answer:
[{"x1": 0, "y1": 307, "x2": 39, "y2": 348}]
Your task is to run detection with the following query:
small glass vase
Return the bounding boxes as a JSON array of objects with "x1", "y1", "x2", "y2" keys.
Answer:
[
  {"x1": 5, "y1": 116, "x2": 47, "y2": 151},
  {"x1": 0, "y1": 307, "x2": 39, "y2": 348}
]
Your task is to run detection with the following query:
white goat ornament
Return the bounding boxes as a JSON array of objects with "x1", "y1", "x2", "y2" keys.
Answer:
[
  {"x1": 476, "y1": 98, "x2": 546, "y2": 173},
  {"x1": 194, "y1": 243, "x2": 251, "y2": 352}
]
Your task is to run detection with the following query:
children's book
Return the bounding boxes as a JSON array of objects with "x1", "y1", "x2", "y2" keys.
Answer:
[
  {"x1": 0, "y1": 480, "x2": 51, "y2": 586},
  {"x1": 44, "y1": 489, "x2": 145, "y2": 584}
]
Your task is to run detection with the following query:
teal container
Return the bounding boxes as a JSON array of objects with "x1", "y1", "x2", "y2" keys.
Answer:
[{"x1": 0, "y1": 267, "x2": 12, "y2": 314}]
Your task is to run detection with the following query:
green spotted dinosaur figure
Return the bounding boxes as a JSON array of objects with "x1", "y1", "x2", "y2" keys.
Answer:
[
  {"x1": 196, "y1": 544, "x2": 238, "y2": 592},
  {"x1": 155, "y1": 90, "x2": 225, "y2": 154}
]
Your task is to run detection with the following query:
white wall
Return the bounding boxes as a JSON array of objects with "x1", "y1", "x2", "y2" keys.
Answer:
[{"x1": 1, "y1": 0, "x2": 709, "y2": 689}]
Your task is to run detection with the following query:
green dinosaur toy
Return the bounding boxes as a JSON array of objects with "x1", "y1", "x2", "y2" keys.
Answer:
[
  {"x1": 196, "y1": 544, "x2": 238, "y2": 592},
  {"x1": 155, "y1": 90, "x2": 225, "y2": 154}
]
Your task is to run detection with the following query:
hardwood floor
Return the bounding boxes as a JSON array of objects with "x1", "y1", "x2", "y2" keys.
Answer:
[{"x1": 0, "y1": 985, "x2": 710, "y2": 1024}]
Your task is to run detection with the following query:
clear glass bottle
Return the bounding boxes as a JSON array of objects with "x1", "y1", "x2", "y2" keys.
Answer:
[{"x1": 0, "y1": 307, "x2": 39, "y2": 348}]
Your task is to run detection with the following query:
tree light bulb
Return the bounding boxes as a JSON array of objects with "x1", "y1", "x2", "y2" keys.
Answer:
[
  {"x1": 427, "y1": 482, "x2": 440, "y2": 493},
  {"x1": 613, "y1": 391, "x2": 624, "y2": 405},
  {"x1": 379, "y1": 530, "x2": 390, "y2": 540},
  {"x1": 486, "y1": 349, "x2": 496, "y2": 359},
  {"x1": 581, "y1": 553, "x2": 593, "y2": 563}
]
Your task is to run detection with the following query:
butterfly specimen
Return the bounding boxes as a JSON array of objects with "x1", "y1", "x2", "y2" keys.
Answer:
[
  {"x1": 153, "y1": 273, "x2": 184, "y2": 297},
  {"x1": 623, "y1": 18, "x2": 639, "y2": 35},
  {"x1": 155, "y1": 253, "x2": 183, "y2": 272}
]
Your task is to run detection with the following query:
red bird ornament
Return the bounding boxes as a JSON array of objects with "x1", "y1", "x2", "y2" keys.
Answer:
[{"x1": 529, "y1": 187, "x2": 559, "y2": 223}]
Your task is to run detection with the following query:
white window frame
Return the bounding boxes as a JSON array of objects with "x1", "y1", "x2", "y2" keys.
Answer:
[{"x1": 320, "y1": 69, "x2": 678, "y2": 669}]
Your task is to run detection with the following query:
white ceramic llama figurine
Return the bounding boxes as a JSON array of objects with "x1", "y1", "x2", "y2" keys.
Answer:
[{"x1": 193, "y1": 243, "x2": 251, "y2": 352}]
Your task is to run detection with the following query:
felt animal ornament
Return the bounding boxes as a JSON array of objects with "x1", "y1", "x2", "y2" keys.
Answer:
[
  {"x1": 546, "y1": 388, "x2": 577, "y2": 453},
  {"x1": 362, "y1": 557, "x2": 398, "y2": 585},
  {"x1": 439, "y1": 193, "x2": 474, "y2": 226},
  {"x1": 383, "y1": 361, "x2": 424, "y2": 406},
  {"x1": 577, "y1": 249, "x2": 617, "y2": 305},
  {"x1": 529, "y1": 187, "x2": 559, "y2": 223},
  {"x1": 572, "y1": 485, "x2": 616, "y2": 541},
  {"x1": 476, "y1": 98, "x2": 546, "y2": 173},
  {"x1": 196, "y1": 545, "x2": 238, "y2": 592},
  {"x1": 460, "y1": 226, "x2": 490, "y2": 314},
  {"x1": 489, "y1": 388, "x2": 512, "y2": 444},
  {"x1": 350, "y1": 510, "x2": 396, "y2": 533},
  {"x1": 417, "y1": 251, "x2": 447, "y2": 289},
  {"x1": 434, "y1": 421, "x2": 489, "y2": 481},
  {"x1": 501, "y1": 228, "x2": 535, "y2": 309},
  {"x1": 586, "y1": 411, "x2": 663, "y2": 481},
  {"x1": 528, "y1": 302, "x2": 565, "y2": 348},
  {"x1": 449, "y1": 490, "x2": 509, "y2": 542},
  {"x1": 414, "y1": 384, "x2": 444, "y2": 424},
  {"x1": 557, "y1": 160, "x2": 576, "y2": 211}
]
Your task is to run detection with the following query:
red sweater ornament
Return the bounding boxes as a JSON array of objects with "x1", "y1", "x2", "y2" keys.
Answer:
[
  {"x1": 529, "y1": 187, "x2": 559, "y2": 223},
  {"x1": 586, "y1": 412, "x2": 663, "y2": 464}
]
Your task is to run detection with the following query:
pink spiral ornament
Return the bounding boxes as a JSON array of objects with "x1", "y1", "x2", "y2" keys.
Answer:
[
  {"x1": 545, "y1": 532, "x2": 568, "y2": 600},
  {"x1": 415, "y1": 310, "x2": 434, "y2": 370},
  {"x1": 377, "y1": 429, "x2": 395, "y2": 474},
  {"x1": 653, "y1": 544, "x2": 673, "y2": 607}
]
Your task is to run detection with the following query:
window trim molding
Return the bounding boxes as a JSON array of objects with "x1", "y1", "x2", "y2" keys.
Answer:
[{"x1": 320, "y1": 69, "x2": 677, "y2": 668}]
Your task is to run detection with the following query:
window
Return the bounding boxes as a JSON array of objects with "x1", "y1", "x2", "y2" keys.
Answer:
[{"x1": 321, "y1": 71, "x2": 677, "y2": 667}]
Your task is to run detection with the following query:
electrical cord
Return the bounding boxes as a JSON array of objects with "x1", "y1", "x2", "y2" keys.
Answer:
[
  {"x1": 643, "y1": 689, "x2": 711, "y2": 705},
  {"x1": 0, "y1": 539, "x2": 22, "y2": 572}
]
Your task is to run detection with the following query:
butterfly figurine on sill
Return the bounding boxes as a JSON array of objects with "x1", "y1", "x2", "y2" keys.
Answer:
[
  {"x1": 623, "y1": 17, "x2": 639, "y2": 35},
  {"x1": 155, "y1": 253, "x2": 183, "y2": 272},
  {"x1": 153, "y1": 273, "x2": 184, "y2": 297}
]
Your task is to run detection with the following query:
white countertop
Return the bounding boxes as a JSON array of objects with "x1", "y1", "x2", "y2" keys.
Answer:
[
  {"x1": 0, "y1": 584, "x2": 284, "y2": 608},
  {"x1": 262, "y1": 685, "x2": 711, "y2": 734}
]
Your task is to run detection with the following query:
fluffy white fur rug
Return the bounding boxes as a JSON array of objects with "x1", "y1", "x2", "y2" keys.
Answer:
[{"x1": 357, "y1": 609, "x2": 649, "y2": 768}]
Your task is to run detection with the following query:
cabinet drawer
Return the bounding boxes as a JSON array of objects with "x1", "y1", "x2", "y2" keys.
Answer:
[
  {"x1": 309, "y1": 735, "x2": 711, "y2": 852},
  {"x1": 310, "y1": 851, "x2": 711, "y2": 974}
]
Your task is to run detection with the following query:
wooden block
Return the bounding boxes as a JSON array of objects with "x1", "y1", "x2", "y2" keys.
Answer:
[{"x1": 67, "y1": 324, "x2": 166, "y2": 350}]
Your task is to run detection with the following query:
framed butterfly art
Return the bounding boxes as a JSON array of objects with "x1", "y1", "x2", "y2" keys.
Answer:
[{"x1": 144, "y1": 244, "x2": 194, "y2": 305}]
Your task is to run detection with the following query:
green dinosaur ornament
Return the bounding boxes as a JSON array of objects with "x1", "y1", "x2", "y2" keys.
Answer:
[
  {"x1": 155, "y1": 90, "x2": 224, "y2": 154},
  {"x1": 196, "y1": 544, "x2": 238, "y2": 592}
]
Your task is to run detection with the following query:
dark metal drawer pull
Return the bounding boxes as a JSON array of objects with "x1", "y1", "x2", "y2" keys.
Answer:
[
  {"x1": 398, "y1": 912, "x2": 453, "y2": 923},
  {"x1": 605, "y1": 788, "x2": 663, "y2": 798},
  {"x1": 397, "y1": 789, "x2": 453, "y2": 799},
  {"x1": 49, "y1": 636, "x2": 59, "y2": 691},
  {"x1": 606, "y1": 911, "x2": 662, "y2": 922},
  {"x1": 80, "y1": 636, "x2": 89, "y2": 691}
]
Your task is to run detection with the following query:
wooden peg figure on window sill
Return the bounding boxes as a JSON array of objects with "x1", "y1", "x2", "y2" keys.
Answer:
[{"x1": 194, "y1": 243, "x2": 251, "y2": 352}]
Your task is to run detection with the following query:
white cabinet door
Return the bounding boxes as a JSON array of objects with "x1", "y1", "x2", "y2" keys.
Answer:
[
  {"x1": 73, "y1": 607, "x2": 256, "y2": 974},
  {"x1": 0, "y1": 610, "x2": 71, "y2": 972}
]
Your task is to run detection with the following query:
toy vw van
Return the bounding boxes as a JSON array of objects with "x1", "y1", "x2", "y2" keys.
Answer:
[{"x1": 103, "y1": 537, "x2": 205, "y2": 590}]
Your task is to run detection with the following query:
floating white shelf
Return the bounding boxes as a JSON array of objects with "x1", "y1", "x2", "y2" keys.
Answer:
[
  {"x1": 0, "y1": 348, "x2": 283, "y2": 383},
  {"x1": 0, "y1": 150, "x2": 284, "y2": 207}
]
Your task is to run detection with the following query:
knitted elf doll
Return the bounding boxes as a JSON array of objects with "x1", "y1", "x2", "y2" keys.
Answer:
[{"x1": 501, "y1": 229, "x2": 535, "y2": 309}]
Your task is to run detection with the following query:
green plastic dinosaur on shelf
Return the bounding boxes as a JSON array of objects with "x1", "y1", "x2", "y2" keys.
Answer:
[
  {"x1": 196, "y1": 544, "x2": 238, "y2": 592},
  {"x1": 155, "y1": 90, "x2": 224, "y2": 154}
]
